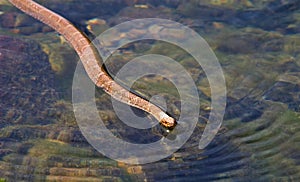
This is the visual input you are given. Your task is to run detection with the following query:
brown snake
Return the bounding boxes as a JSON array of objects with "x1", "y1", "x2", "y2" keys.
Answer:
[{"x1": 8, "y1": 0, "x2": 177, "y2": 129}]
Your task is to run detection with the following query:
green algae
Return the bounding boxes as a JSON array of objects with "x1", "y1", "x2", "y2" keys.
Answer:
[
  {"x1": 36, "y1": 33, "x2": 78, "y2": 98},
  {"x1": 283, "y1": 34, "x2": 300, "y2": 55},
  {"x1": 132, "y1": 77, "x2": 179, "y2": 98},
  {"x1": 27, "y1": 139, "x2": 98, "y2": 159},
  {"x1": 1, "y1": 138, "x2": 135, "y2": 181}
]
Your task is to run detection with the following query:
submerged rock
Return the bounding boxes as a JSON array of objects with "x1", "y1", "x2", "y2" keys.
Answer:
[
  {"x1": 263, "y1": 69, "x2": 300, "y2": 112},
  {"x1": 217, "y1": 28, "x2": 284, "y2": 54}
]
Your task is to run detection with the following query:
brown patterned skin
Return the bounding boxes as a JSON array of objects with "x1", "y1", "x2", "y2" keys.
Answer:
[{"x1": 8, "y1": 0, "x2": 177, "y2": 129}]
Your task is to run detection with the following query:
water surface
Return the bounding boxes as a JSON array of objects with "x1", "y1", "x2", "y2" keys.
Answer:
[{"x1": 0, "y1": 0, "x2": 300, "y2": 181}]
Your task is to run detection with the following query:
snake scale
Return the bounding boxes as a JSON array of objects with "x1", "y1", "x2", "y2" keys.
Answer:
[{"x1": 8, "y1": 0, "x2": 177, "y2": 129}]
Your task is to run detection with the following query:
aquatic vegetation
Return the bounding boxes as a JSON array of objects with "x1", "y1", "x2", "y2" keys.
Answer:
[
  {"x1": 284, "y1": 35, "x2": 300, "y2": 54},
  {"x1": 0, "y1": 138, "x2": 134, "y2": 181},
  {"x1": 0, "y1": 35, "x2": 58, "y2": 126}
]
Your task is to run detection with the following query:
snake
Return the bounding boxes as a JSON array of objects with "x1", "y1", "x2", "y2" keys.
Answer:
[{"x1": 8, "y1": 0, "x2": 177, "y2": 130}]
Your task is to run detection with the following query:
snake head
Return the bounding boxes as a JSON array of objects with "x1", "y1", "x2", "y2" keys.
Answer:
[{"x1": 160, "y1": 116, "x2": 177, "y2": 131}]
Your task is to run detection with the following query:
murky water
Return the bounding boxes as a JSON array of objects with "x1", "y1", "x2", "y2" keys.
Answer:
[{"x1": 0, "y1": 0, "x2": 300, "y2": 181}]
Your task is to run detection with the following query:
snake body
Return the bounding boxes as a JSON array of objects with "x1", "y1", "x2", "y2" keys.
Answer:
[{"x1": 8, "y1": 0, "x2": 176, "y2": 129}]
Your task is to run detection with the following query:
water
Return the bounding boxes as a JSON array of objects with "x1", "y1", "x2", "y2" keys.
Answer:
[{"x1": 0, "y1": 0, "x2": 300, "y2": 181}]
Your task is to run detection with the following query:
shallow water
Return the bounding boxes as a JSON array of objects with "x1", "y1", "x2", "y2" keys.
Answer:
[{"x1": 0, "y1": 0, "x2": 300, "y2": 181}]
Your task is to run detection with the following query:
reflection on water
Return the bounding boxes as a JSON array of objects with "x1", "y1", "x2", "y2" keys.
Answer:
[{"x1": 0, "y1": 0, "x2": 300, "y2": 181}]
